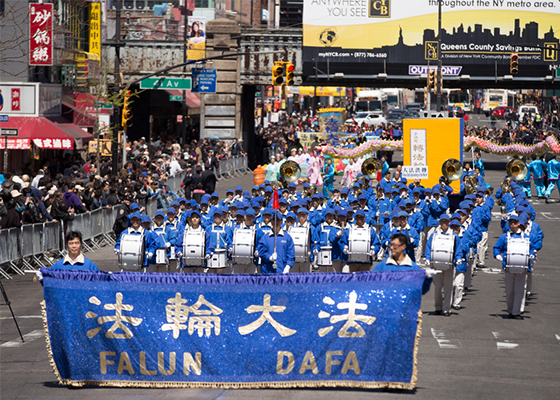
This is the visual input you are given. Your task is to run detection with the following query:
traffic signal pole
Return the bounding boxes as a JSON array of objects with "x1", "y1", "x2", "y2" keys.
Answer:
[
  {"x1": 111, "y1": 0, "x2": 122, "y2": 175},
  {"x1": 436, "y1": 0, "x2": 442, "y2": 112}
]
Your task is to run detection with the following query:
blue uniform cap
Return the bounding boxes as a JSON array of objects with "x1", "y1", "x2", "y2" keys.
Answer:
[
  {"x1": 518, "y1": 214, "x2": 528, "y2": 225},
  {"x1": 200, "y1": 199, "x2": 209, "y2": 205},
  {"x1": 324, "y1": 208, "x2": 335, "y2": 216},
  {"x1": 155, "y1": 210, "x2": 165, "y2": 218},
  {"x1": 405, "y1": 199, "x2": 414, "y2": 205},
  {"x1": 355, "y1": 209, "x2": 366, "y2": 217},
  {"x1": 317, "y1": 193, "x2": 324, "y2": 199},
  {"x1": 190, "y1": 199, "x2": 198, "y2": 207},
  {"x1": 424, "y1": 188, "x2": 432, "y2": 193},
  {"x1": 211, "y1": 192, "x2": 219, "y2": 198},
  {"x1": 311, "y1": 194, "x2": 319, "y2": 200},
  {"x1": 130, "y1": 211, "x2": 142, "y2": 220},
  {"x1": 212, "y1": 210, "x2": 222, "y2": 218},
  {"x1": 190, "y1": 209, "x2": 201, "y2": 218},
  {"x1": 450, "y1": 218, "x2": 461, "y2": 226},
  {"x1": 334, "y1": 206, "x2": 342, "y2": 213},
  {"x1": 286, "y1": 212, "x2": 296, "y2": 220},
  {"x1": 432, "y1": 184, "x2": 442, "y2": 192},
  {"x1": 252, "y1": 186, "x2": 259, "y2": 191},
  {"x1": 456, "y1": 208, "x2": 467, "y2": 215},
  {"x1": 226, "y1": 189, "x2": 234, "y2": 194},
  {"x1": 303, "y1": 183, "x2": 310, "y2": 188},
  {"x1": 245, "y1": 209, "x2": 256, "y2": 217},
  {"x1": 279, "y1": 198, "x2": 287, "y2": 205},
  {"x1": 412, "y1": 187, "x2": 422, "y2": 194},
  {"x1": 166, "y1": 207, "x2": 176, "y2": 214},
  {"x1": 338, "y1": 209, "x2": 348, "y2": 217},
  {"x1": 265, "y1": 186, "x2": 273, "y2": 193},
  {"x1": 289, "y1": 182, "x2": 296, "y2": 188},
  {"x1": 235, "y1": 186, "x2": 243, "y2": 192},
  {"x1": 236, "y1": 210, "x2": 245, "y2": 217},
  {"x1": 243, "y1": 190, "x2": 250, "y2": 198},
  {"x1": 391, "y1": 188, "x2": 399, "y2": 194},
  {"x1": 397, "y1": 210, "x2": 409, "y2": 218},
  {"x1": 171, "y1": 200, "x2": 180, "y2": 207},
  {"x1": 451, "y1": 212, "x2": 461, "y2": 220},
  {"x1": 141, "y1": 215, "x2": 151, "y2": 224},
  {"x1": 272, "y1": 210, "x2": 284, "y2": 220},
  {"x1": 297, "y1": 208, "x2": 308, "y2": 215},
  {"x1": 178, "y1": 197, "x2": 187, "y2": 203},
  {"x1": 264, "y1": 180, "x2": 270, "y2": 185},
  {"x1": 341, "y1": 188, "x2": 349, "y2": 194},
  {"x1": 358, "y1": 194, "x2": 367, "y2": 200},
  {"x1": 229, "y1": 203, "x2": 238, "y2": 209},
  {"x1": 263, "y1": 208, "x2": 273, "y2": 216},
  {"x1": 130, "y1": 202, "x2": 139, "y2": 210},
  {"x1": 508, "y1": 214, "x2": 520, "y2": 222},
  {"x1": 439, "y1": 214, "x2": 451, "y2": 222}
]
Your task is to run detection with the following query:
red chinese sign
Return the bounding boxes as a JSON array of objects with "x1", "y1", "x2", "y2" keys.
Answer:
[
  {"x1": 0, "y1": 138, "x2": 31, "y2": 150},
  {"x1": 33, "y1": 138, "x2": 73, "y2": 150},
  {"x1": 11, "y1": 89, "x2": 20, "y2": 111},
  {"x1": 29, "y1": 3, "x2": 53, "y2": 66}
]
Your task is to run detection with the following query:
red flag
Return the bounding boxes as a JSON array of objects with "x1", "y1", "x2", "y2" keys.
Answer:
[{"x1": 272, "y1": 188, "x2": 280, "y2": 209}]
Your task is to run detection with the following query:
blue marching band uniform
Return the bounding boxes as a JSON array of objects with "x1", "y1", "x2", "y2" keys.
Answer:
[{"x1": 112, "y1": 161, "x2": 543, "y2": 318}]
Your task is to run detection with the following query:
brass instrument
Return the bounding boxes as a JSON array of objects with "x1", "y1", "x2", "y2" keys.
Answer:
[
  {"x1": 441, "y1": 158, "x2": 464, "y2": 182},
  {"x1": 501, "y1": 177, "x2": 514, "y2": 194},
  {"x1": 361, "y1": 157, "x2": 383, "y2": 180},
  {"x1": 279, "y1": 160, "x2": 301, "y2": 184},
  {"x1": 305, "y1": 184, "x2": 317, "y2": 198},
  {"x1": 506, "y1": 158, "x2": 528, "y2": 181},
  {"x1": 464, "y1": 175, "x2": 479, "y2": 195}
]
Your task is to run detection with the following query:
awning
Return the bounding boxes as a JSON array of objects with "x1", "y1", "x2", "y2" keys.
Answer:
[
  {"x1": 62, "y1": 101, "x2": 96, "y2": 127},
  {"x1": 165, "y1": 89, "x2": 201, "y2": 108},
  {"x1": 0, "y1": 116, "x2": 77, "y2": 150},
  {"x1": 51, "y1": 121, "x2": 93, "y2": 150}
]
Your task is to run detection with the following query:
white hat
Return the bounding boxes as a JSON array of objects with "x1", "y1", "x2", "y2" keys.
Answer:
[
  {"x1": 75, "y1": 184, "x2": 85, "y2": 191},
  {"x1": 10, "y1": 190, "x2": 22, "y2": 198}
]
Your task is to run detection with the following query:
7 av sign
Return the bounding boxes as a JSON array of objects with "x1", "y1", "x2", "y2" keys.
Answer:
[{"x1": 140, "y1": 77, "x2": 192, "y2": 90}]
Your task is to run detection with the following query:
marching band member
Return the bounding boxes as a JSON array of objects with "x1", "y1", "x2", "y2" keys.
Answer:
[
  {"x1": 231, "y1": 209, "x2": 259, "y2": 274},
  {"x1": 493, "y1": 214, "x2": 536, "y2": 319},
  {"x1": 518, "y1": 212, "x2": 543, "y2": 300},
  {"x1": 283, "y1": 212, "x2": 296, "y2": 229},
  {"x1": 141, "y1": 215, "x2": 166, "y2": 272},
  {"x1": 327, "y1": 187, "x2": 343, "y2": 208},
  {"x1": 472, "y1": 189, "x2": 492, "y2": 268},
  {"x1": 345, "y1": 210, "x2": 381, "y2": 273},
  {"x1": 312, "y1": 208, "x2": 340, "y2": 273},
  {"x1": 395, "y1": 211, "x2": 420, "y2": 261},
  {"x1": 450, "y1": 217, "x2": 474, "y2": 310},
  {"x1": 176, "y1": 210, "x2": 215, "y2": 273},
  {"x1": 376, "y1": 188, "x2": 392, "y2": 225},
  {"x1": 164, "y1": 207, "x2": 179, "y2": 270},
  {"x1": 257, "y1": 210, "x2": 295, "y2": 274},
  {"x1": 332, "y1": 209, "x2": 350, "y2": 273},
  {"x1": 206, "y1": 210, "x2": 233, "y2": 274},
  {"x1": 425, "y1": 215, "x2": 460, "y2": 316},
  {"x1": 153, "y1": 211, "x2": 173, "y2": 272},
  {"x1": 115, "y1": 211, "x2": 144, "y2": 255},
  {"x1": 288, "y1": 208, "x2": 314, "y2": 273},
  {"x1": 221, "y1": 189, "x2": 235, "y2": 207}
]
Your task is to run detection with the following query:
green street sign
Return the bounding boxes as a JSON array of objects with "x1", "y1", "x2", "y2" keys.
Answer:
[
  {"x1": 94, "y1": 103, "x2": 114, "y2": 109},
  {"x1": 140, "y1": 77, "x2": 192, "y2": 90},
  {"x1": 556, "y1": 68, "x2": 560, "y2": 78},
  {"x1": 169, "y1": 95, "x2": 183, "y2": 101}
]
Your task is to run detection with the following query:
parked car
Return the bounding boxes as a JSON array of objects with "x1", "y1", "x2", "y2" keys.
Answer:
[
  {"x1": 346, "y1": 112, "x2": 388, "y2": 127},
  {"x1": 447, "y1": 105, "x2": 465, "y2": 118},
  {"x1": 405, "y1": 103, "x2": 423, "y2": 112},
  {"x1": 387, "y1": 109, "x2": 419, "y2": 125},
  {"x1": 491, "y1": 106, "x2": 513, "y2": 119},
  {"x1": 517, "y1": 105, "x2": 539, "y2": 123}
]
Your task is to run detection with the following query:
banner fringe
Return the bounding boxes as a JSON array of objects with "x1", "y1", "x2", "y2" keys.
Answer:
[{"x1": 41, "y1": 300, "x2": 64, "y2": 385}]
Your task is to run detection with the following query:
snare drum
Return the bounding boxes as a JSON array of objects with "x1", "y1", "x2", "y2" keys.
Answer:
[
  {"x1": 348, "y1": 226, "x2": 371, "y2": 263},
  {"x1": 169, "y1": 246, "x2": 176, "y2": 260},
  {"x1": 317, "y1": 246, "x2": 332, "y2": 266},
  {"x1": 209, "y1": 248, "x2": 227, "y2": 269},
  {"x1": 182, "y1": 230, "x2": 206, "y2": 266},
  {"x1": 232, "y1": 229, "x2": 255, "y2": 265},
  {"x1": 118, "y1": 234, "x2": 145, "y2": 270},
  {"x1": 156, "y1": 248, "x2": 168, "y2": 266},
  {"x1": 288, "y1": 226, "x2": 310, "y2": 263},
  {"x1": 430, "y1": 233, "x2": 455, "y2": 270},
  {"x1": 506, "y1": 237, "x2": 530, "y2": 274}
]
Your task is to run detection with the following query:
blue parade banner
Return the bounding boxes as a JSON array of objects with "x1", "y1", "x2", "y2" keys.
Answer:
[{"x1": 41, "y1": 268, "x2": 425, "y2": 389}]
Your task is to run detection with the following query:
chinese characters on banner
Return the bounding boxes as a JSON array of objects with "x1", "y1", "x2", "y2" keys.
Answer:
[
  {"x1": 29, "y1": 3, "x2": 53, "y2": 66},
  {"x1": 11, "y1": 89, "x2": 20, "y2": 111},
  {"x1": 403, "y1": 129, "x2": 428, "y2": 179},
  {"x1": 32, "y1": 138, "x2": 73, "y2": 150},
  {"x1": 0, "y1": 138, "x2": 31, "y2": 150},
  {"x1": 89, "y1": 3, "x2": 101, "y2": 59}
]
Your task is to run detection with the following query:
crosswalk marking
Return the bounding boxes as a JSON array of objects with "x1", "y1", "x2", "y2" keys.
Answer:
[
  {"x1": 497, "y1": 341, "x2": 519, "y2": 350},
  {"x1": 431, "y1": 328, "x2": 462, "y2": 349},
  {"x1": 0, "y1": 329, "x2": 44, "y2": 348},
  {"x1": 555, "y1": 334, "x2": 560, "y2": 343},
  {"x1": 0, "y1": 315, "x2": 42, "y2": 320},
  {"x1": 482, "y1": 268, "x2": 502, "y2": 274}
]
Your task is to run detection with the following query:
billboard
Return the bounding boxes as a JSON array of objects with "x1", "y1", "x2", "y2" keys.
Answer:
[
  {"x1": 303, "y1": 1, "x2": 560, "y2": 78},
  {"x1": 187, "y1": 16, "x2": 206, "y2": 61},
  {"x1": 29, "y1": 3, "x2": 53, "y2": 66}
]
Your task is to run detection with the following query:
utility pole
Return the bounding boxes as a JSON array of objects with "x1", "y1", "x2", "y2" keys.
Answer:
[
  {"x1": 111, "y1": 0, "x2": 122, "y2": 175},
  {"x1": 436, "y1": 0, "x2": 442, "y2": 112},
  {"x1": 181, "y1": 4, "x2": 189, "y2": 146}
]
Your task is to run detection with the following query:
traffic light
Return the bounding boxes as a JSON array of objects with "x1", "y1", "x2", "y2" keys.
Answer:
[
  {"x1": 433, "y1": 70, "x2": 440, "y2": 94},
  {"x1": 510, "y1": 53, "x2": 519, "y2": 74},
  {"x1": 272, "y1": 62, "x2": 284, "y2": 86},
  {"x1": 428, "y1": 70, "x2": 436, "y2": 89},
  {"x1": 424, "y1": 86, "x2": 428, "y2": 109},
  {"x1": 122, "y1": 90, "x2": 133, "y2": 129},
  {"x1": 285, "y1": 63, "x2": 295, "y2": 86}
]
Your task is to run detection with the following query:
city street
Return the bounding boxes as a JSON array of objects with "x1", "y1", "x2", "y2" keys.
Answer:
[{"x1": 2, "y1": 153, "x2": 560, "y2": 399}]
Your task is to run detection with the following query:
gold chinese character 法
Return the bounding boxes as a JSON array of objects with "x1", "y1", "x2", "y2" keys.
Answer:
[
  {"x1": 317, "y1": 291, "x2": 376, "y2": 338},
  {"x1": 86, "y1": 293, "x2": 143, "y2": 339}
]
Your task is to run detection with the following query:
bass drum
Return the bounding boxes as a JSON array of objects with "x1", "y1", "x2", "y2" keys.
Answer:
[
  {"x1": 182, "y1": 230, "x2": 206, "y2": 266},
  {"x1": 430, "y1": 233, "x2": 455, "y2": 270},
  {"x1": 348, "y1": 226, "x2": 371, "y2": 263},
  {"x1": 288, "y1": 226, "x2": 310, "y2": 263},
  {"x1": 506, "y1": 236, "x2": 530, "y2": 274},
  {"x1": 232, "y1": 229, "x2": 255, "y2": 265},
  {"x1": 118, "y1": 234, "x2": 145, "y2": 270}
]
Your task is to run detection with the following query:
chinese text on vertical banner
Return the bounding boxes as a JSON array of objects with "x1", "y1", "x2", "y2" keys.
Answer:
[{"x1": 29, "y1": 3, "x2": 53, "y2": 66}]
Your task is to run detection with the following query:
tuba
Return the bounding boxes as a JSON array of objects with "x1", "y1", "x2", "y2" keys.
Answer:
[
  {"x1": 506, "y1": 158, "x2": 528, "y2": 181},
  {"x1": 361, "y1": 157, "x2": 383, "y2": 180},
  {"x1": 464, "y1": 175, "x2": 478, "y2": 195},
  {"x1": 441, "y1": 158, "x2": 464, "y2": 182},
  {"x1": 279, "y1": 160, "x2": 301, "y2": 184}
]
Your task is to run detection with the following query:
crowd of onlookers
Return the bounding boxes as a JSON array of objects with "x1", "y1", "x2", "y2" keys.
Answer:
[{"x1": 0, "y1": 136, "x2": 245, "y2": 229}]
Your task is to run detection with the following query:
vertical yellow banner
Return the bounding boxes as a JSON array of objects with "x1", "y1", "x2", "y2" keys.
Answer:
[
  {"x1": 403, "y1": 118, "x2": 463, "y2": 192},
  {"x1": 89, "y1": 3, "x2": 101, "y2": 59}
]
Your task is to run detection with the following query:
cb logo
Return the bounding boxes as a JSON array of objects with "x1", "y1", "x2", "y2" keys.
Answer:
[{"x1": 369, "y1": 0, "x2": 390, "y2": 18}]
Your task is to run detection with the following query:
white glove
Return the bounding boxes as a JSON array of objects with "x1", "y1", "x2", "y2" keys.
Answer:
[
  {"x1": 384, "y1": 211, "x2": 389, "y2": 216},
  {"x1": 456, "y1": 259, "x2": 463, "y2": 266},
  {"x1": 35, "y1": 270, "x2": 43, "y2": 282},
  {"x1": 165, "y1": 242, "x2": 171, "y2": 248},
  {"x1": 283, "y1": 265, "x2": 291, "y2": 274},
  {"x1": 409, "y1": 237, "x2": 414, "y2": 243},
  {"x1": 336, "y1": 231, "x2": 343, "y2": 238},
  {"x1": 425, "y1": 260, "x2": 431, "y2": 268},
  {"x1": 205, "y1": 253, "x2": 212, "y2": 260},
  {"x1": 425, "y1": 268, "x2": 442, "y2": 278},
  {"x1": 114, "y1": 249, "x2": 120, "y2": 255},
  {"x1": 495, "y1": 254, "x2": 503, "y2": 261},
  {"x1": 147, "y1": 252, "x2": 154, "y2": 259},
  {"x1": 313, "y1": 249, "x2": 319, "y2": 256},
  {"x1": 343, "y1": 246, "x2": 349, "y2": 255},
  {"x1": 529, "y1": 254, "x2": 535, "y2": 260},
  {"x1": 270, "y1": 252, "x2": 277, "y2": 262},
  {"x1": 254, "y1": 251, "x2": 259, "y2": 257},
  {"x1": 176, "y1": 252, "x2": 183, "y2": 258}
]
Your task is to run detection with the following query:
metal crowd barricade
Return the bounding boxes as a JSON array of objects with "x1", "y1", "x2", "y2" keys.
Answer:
[
  {"x1": 0, "y1": 230, "x2": 13, "y2": 279},
  {"x1": 20, "y1": 224, "x2": 43, "y2": 271},
  {"x1": 91, "y1": 209, "x2": 105, "y2": 247},
  {"x1": 145, "y1": 197, "x2": 157, "y2": 217},
  {"x1": 216, "y1": 155, "x2": 251, "y2": 180},
  {"x1": 102, "y1": 207, "x2": 117, "y2": 245},
  {"x1": 44, "y1": 221, "x2": 63, "y2": 262}
]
